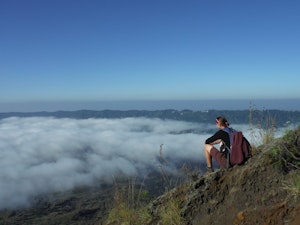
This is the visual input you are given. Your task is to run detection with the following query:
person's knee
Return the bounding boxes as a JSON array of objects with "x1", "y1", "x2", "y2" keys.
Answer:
[{"x1": 204, "y1": 144, "x2": 213, "y2": 153}]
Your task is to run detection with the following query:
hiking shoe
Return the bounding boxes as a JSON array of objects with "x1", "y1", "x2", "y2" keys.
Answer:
[{"x1": 205, "y1": 167, "x2": 214, "y2": 175}]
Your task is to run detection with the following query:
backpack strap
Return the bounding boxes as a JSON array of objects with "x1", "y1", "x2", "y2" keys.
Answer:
[
  {"x1": 222, "y1": 127, "x2": 237, "y2": 146},
  {"x1": 222, "y1": 127, "x2": 238, "y2": 168}
]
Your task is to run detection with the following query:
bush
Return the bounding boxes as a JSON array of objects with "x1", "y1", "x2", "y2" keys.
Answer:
[
  {"x1": 104, "y1": 177, "x2": 152, "y2": 225},
  {"x1": 283, "y1": 170, "x2": 300, "y2": 198},
  {"x1": 159, "y1": 199, "x2": 184, "y2": 225},
  {"x1": 269, "y1": 127, "x2": 300, "y2": 173}
]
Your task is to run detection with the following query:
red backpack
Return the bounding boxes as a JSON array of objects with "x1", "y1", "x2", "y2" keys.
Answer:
[
  {"x1": 223, "y1": 128, "x2": 252, "y2": 166},
  {"x1": 230, "y1": 131, "x2": 252, "y2": 165}
]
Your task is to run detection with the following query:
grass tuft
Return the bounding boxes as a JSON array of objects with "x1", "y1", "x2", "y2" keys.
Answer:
[
  {"x1": 159, "y1": 198, "x2": 184, "y2": 225},
  {"x1": 104, "y1": 177, "x2": 151, "y2": 225},
  {"x1": 282, "y1": 171, "x2": 300, "y2": 198}
]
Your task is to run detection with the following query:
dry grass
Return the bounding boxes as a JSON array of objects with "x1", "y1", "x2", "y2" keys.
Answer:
[
  {"x1": 159, "y1": 198, "x2": 185, "y2": 225},
  {"x1": 104, "y1": 177, "x2": 151, "y2": 225},
  {"x1": 249, "y1": 104, "x2": 276, "y2": 147},
  {"x1": 282, "y1": 170, "x2": 300, "y2": 198}
]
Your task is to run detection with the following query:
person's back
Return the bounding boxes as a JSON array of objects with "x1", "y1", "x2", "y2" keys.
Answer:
[{"x1": 204, "y1": 116, "x2": 232, "y2": 173}]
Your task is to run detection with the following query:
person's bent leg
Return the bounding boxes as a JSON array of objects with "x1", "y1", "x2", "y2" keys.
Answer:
[
  {"x1": 204, "y1": 144, "x2": 214, "y2": 172},
  {"x1": 210, "y1": 147, "x2": 228, "y2": 169}
]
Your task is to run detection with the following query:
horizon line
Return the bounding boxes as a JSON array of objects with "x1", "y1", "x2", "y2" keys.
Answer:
[{"x1": 0, "y1": 98, "x2": 300, "y2": 113}]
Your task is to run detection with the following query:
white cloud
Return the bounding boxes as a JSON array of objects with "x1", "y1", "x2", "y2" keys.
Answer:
[
  {"x1": 1, "y1": 116, "x2": 286, "y2": 209},
  {"x1": 0, "y1": 117, "x2": 211, "y2": 209}
]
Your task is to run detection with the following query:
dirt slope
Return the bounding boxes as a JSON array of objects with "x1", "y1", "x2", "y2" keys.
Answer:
[{"x1": 147, "y1": 130, "x2": 300, "y2": 225}]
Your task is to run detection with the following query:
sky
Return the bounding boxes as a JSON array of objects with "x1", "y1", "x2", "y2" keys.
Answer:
[{"x1": 1, "y1": 0, "x2": 300, "y2": 111}]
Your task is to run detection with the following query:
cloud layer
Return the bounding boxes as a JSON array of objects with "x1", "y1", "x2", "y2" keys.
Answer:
[
  {"x1": 1, "y1": 116, "x2": 290, "y2": 210},
  {"x1": 0, "y1": 117, "x2": 215, "y2": 209}
]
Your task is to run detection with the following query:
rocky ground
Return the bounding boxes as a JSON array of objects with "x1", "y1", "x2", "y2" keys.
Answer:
[
  {"x1": 147, "y1": 128, "x2": 300, "y2": 225},
  {"x1": 1, "y1": 127, "x2": 299, "y2": 225},
  {"x1": 148, "y1": 158, "x2": 300, "y2": 225}
]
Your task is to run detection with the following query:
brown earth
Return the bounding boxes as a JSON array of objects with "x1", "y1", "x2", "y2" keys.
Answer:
[{"x1": 147, "y1": 132, "x2": 300, "y2": 225}]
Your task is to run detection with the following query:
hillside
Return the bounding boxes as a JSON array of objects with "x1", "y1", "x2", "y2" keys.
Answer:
[
  {"x1": 1, "y1": 126, "x2": 299, "y2": 225},
  {"x1": 146, "y1": 127, "x2": 300, "y2": 225}
]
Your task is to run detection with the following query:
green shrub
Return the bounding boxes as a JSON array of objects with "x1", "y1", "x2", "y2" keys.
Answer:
[
  {"x1": 159, "y1": 199, "x2": 184, "y2": 225},
  {"x1": 104, "y1": 179, "x2": 151, "y2": 225},
  {"x1": 283, "y1": 171, "x2": 300, "y2": 198},
  {"x1": 268, "y1": 127, "x2": 300, "y2": 172}
]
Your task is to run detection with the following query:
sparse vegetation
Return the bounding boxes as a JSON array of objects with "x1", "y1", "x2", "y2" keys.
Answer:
[
  {"x1": 158, "y1": 144, "x2": 195, "y2": 190},
  {"x1": 158, "y1": 144, "x2": 172, "y2": 192},
  {"x1": 283, "y1": 170, "x2": 300, "y2": 198},
  {"x1": 268, "y1": 127, "x2": 300, "y2": 172},
  {"x1": 104, "y1": 177, "x2": 151, "y2": 225},
  {"x1": 267, "y1": 127, "x2": 300, "y2": 201},
  {"x1": 104, "y1": 144, "x2": 194, "y2": 225},
  {"x1": 159, "y1": 198, "x2": 184, "y2": 225},
  {"x1": 249, "y1": 104, "x2": 276, "y2": 147}
]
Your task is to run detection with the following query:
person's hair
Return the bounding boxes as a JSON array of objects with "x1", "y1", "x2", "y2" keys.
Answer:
[{"x1": 216, "y1": 116, "x2": 230, "y2": 127}]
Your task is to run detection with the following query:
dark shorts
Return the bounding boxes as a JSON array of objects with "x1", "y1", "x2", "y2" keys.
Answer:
[{"x1": 210, "y1": 147, "x2": 228, "y2": 168}]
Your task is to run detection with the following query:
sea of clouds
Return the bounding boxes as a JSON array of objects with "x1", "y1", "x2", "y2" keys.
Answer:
[{"x1": 0, "y1": 116, "x2": 289, "y2": 209}]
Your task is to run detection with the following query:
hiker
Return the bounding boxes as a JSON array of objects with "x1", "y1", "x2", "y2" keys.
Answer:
[{"x1": 204, "y1": 116, "x2": 234, "y2": 173}]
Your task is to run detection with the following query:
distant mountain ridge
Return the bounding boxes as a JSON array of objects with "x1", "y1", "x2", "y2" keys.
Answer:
[{"x1": 0, "y1": 109, "x2": 299, "y2": 127}]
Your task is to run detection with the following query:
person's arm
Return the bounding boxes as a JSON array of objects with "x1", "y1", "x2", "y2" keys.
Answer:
[
  {"x1": 205, "y1": 130, "x2": 223, "y2": 145},
  {"x1": 210, "y1": 139, "x2": 222, "y2": 145}
]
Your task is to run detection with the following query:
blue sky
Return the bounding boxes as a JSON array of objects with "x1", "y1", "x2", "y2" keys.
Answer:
[{"x1": 1, "y1": 0, "x2": 300, "y2": 111}]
